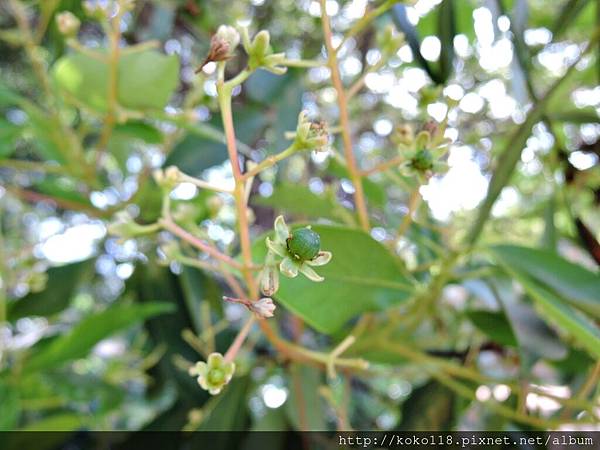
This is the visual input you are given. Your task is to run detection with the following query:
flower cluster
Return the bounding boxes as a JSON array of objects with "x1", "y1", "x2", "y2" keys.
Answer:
[
  {"x1": 189, "y1": 353, "x2": 235, "y2": 395},
  {"x1": 291, "y1": 111, "x2": 329, "y2": 153},
  {"x1": 260, "y1": 216, "x2": 332, "y2": 296},
  {"x1": 391, "y1": 118, "x2": 451, "y2": 182}
]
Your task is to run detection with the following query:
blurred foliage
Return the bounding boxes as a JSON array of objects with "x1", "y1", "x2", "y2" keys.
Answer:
[{"x1": 0, "y1": 0, "x2": 599, "y2": 445}]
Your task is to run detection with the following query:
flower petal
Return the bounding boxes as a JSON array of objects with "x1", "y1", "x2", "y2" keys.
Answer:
[
  {"x1": 197, "y1": 375, "x2": 210, "y2": 391},
  {"x1": 223, "y1": 362, "x2": 236, "y2": 382},
  {"x1": 208, "y1": 387, "x2": 223, "y2": 395},
  {"x1": 274, "y1": 215, "x2": 289, "y2": 243},
  {"x1": 280, "y1": 256, "x2": 299, "y2": 278},
  {"x1": 207, "y1": 352, "x2": 224, "y2": 368},
  {"x1": 266, "y1": 237, "x2": 286, "y2": 258},
  {"x1": 298, "y1": 263, "x2": 324, "y2": 282},
  {"x1": 306, "y1": 251, "x2": 332, "y2": 266},
  {"x1": 188, "y1": 361, "x2": 207, "y2": 377}
]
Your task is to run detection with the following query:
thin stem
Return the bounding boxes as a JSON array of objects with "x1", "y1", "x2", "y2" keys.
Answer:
[
  {"x1": 259, "y1": 320, "x2": 368, "y2": 373},
  {"x1": 320, "y1": 0, "x2": 370, "y2": 231},
  {"x1": 281, "y1": 58, "x2": 325, "y2": 68},
  {"x1": 397, "y1": 186, "x2": 421, "y2": 238},
  {"x1": 217, "y1": 64, "x2": 258, "y2": 296},
  {"x1": 224, "y1": 315, "x2": 256, "y2": 362},
  {"x1": 336, "y1": 0, "x2": 397, "y2": 52},
  {"x1": 96, "y1": 5, "x2": 123, "y2": 164},
  {"x1": 347, "y1": 57, "x2": 387, "y2": 99},
  {"x1": 177, "y1": 171, "x2": 234, "y2": 194},
  {"x1": 159, "y1": 218, "x2": 243, "y2": 270},
  {"x1": 359, "y1": 155, "x2": 404, "y2": 176},
  {"x1": 241, "y1": 144, "x2": 297, "y2": 181}
]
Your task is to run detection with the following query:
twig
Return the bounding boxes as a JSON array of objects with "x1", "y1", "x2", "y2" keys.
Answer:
[
  {"x1": 320, "y1": 0, "x2": 370, "y2": 230},
  {"x1": 159, "y1": 218, "x2": 243, "y2": 270}
]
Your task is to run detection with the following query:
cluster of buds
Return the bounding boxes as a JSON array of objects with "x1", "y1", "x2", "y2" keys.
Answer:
[
  {"x1": 260, "y1": 216, "x2": 332, "y2": 296},
  {"x1": 288, "y1": 111, "x2": 330, "y2": 153},
  {"x1": 241, "y1": 28, "x2": 287, "y2": 75},
  {"x1": 377, "y1": 25, "x2": 405, "y2": 58},
  {"x1": 56, "y1": 11, "x2": 80, "y2": 37},
  {"x1": 107, "y1": 210, "x2": 159, "y2": 240},
  {"x1": 189, "y1": 353, "x2": 235, "y2": 395}
]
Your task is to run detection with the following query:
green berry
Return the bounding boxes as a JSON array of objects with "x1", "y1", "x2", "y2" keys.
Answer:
[
  {"x1": 208, "y1": 368, "x2": 225, "y2": 385},
  {"x1": 411, "y1": 149, "x2": 434, "y2": 172},
  {"x1": 287, "y1": 227, "x2": 320, "y2": 261}
]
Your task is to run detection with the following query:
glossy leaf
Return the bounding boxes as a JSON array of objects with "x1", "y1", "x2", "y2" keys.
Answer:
[
  {"x1": 24, "y1": 302, "x2": 175, "y2": 371},
  {"x1": 253, "y1": 225, "x2": 413, "y2": 334},
  {"x1": 489, "y1": 278, "x2": 568, "y2": 361},
  {"x1": 465, "y1": 310, "x2": 518, "y2": 347},
  {"x1": 490, "y1": 245, "x2": 600, "y2": 319},
  {"x1": 496, "y1": 264, "x2": 600, "y2": 359},
  {"x1": 52, "y1": 50, "x2": 179, "y2": 112},
  {"x1": 9, "y1": 260, "x2": 93, "y2": 322},
  {"x1": 254, "y1": 183, "x2": 342, "y2": 222}
]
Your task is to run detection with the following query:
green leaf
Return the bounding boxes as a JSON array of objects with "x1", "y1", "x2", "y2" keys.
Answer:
[
  {"x1": 18, "y1": 413, "x2": 81, "y2": 431},
  {"x1": 0, "y1": 381, "x2": 20, "y2": 430},
  {"x1": 24, "y1": 302, "x2": 175, "y2": 371},
  {"x1": 199, "y1": 376, "x2": 250, "y2": 432},
  {"x1": 490, "y1": 245, "x2": 600, "y2": 320},
  {"x1": 117, "y1": 50, "x2": 180, "y2": 110},
  {"x1": 326, "y1": 158, "x2": 386, "y2": 208},
  {"x1": 113, "y1": 120, "x2": 164, "y2": 144},
  {"x1": 285, "y1": 365, "x2": 327, "y2": 430},
  {"x1": 398, "y1": 381, "x2": 454, "y2": 431},
  {"x1": 52, "y1": 50, "x2": 179, "y2": 112},
  {"x1": 495, "y1": 264, "x2": 600, "y2": 359},
  {"x1": 253, "y1": 225, "x2": 413, "y2": 334},
  {"x1": 254, "y1": 183, "x2": 343, "y2": 222},
  {"x1": 465, "y1": 310, "x2": 518, "y2": 347},
  {"x1": 436, "y1": 0, "x2": 456, "y2": 82},
  {"x1": 8, "y1": 260, "x2": 93, "y2": 322},
  {"x1": 492, "y1": 280, "x2": 568, "y2": 361},
  {"x1": 0, "y1": 119, "x2": 22, "y2": 158}
]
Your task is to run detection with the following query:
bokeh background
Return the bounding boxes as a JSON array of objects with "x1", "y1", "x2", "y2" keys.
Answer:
[{"x1": 1, "y1": 0, "x2": 599, "y2": 442}]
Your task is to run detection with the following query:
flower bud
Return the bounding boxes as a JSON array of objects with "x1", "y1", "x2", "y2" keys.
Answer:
[
  {"x1": 108, "y1": 211, "x2": 159, "y2": 239},
  {"x1": 215, "y1": 25, "x2": 240, "y2": 51},
  {"x1": 294, "y1": 111, "x2": 329, "y2": 152},
  {"x1": 83, "y1": 0, "x2": 109, "y2": 20},
  {"x1": 153, "y1": 166, "x2": 181, "y2": 190},
  {"x1": 249, "y1": 297, "x2": 276, "y2": 318},
  {"x1": 377, "y1": 25, "x2": 404, "y2": 57},
  {"x1": 251, "y1": 30, "x2": 270, "y2": 57},
  {"x1": 196, "y1": 25, "x2": 240, "y2": 72},
  {"x1": 391, "y1": 123, "x2": 414, "y2": 146},
  {"x1": 56, "y1": 11, "x2": 80, "y2": 37},
  {"x1": 260, "y1": 264, "x2": 279, "y2": 296}
]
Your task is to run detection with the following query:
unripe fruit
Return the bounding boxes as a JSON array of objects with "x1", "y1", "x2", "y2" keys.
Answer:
[
  {"x1": 287, "y1": 227, "x2": 320, "y2": 261},
  {"x1": 411, "y1": 149, "x2": 434, "y2": 171},
  {"x1": 208, "y1": 368, "x2": 225, "y2": 385}
]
